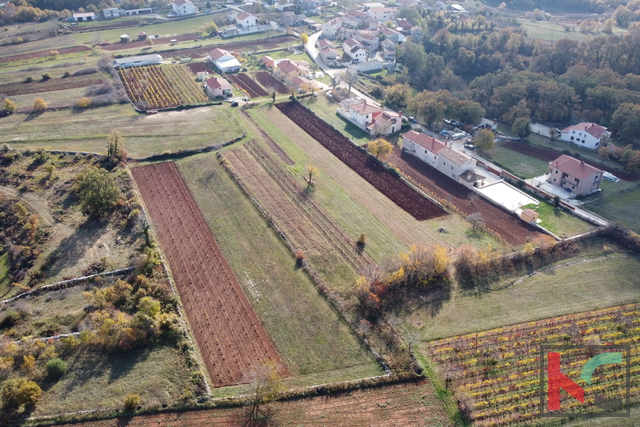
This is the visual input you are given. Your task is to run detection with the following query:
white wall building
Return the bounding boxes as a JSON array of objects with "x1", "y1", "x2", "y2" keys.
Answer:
[
  {"x1": 112, "y1": 54, "x2": 163, "y2": 68},
  {"x1": 368, "y1": 7, "x2": 397, "y2": 22},
  {"x1": 171, "y1": 0, "x2": 197, "y2": 16},
  {"x1": 560, "y1": 123, "x2": 610, "y2": 150},
  {"x1": 208, "y1": 48, "x2": 241, "y2": 73},
  {"x1": 321, "y1": 17, "x2": 342, "y2": 39},
  {"x1": 403, "y1": 130, "x2": 446, "y2": 167}
]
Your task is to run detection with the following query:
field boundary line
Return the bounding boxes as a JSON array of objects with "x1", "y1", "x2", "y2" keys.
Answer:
[{"x1": 0, "y1": 267, "x2": 135, "y2": 305}]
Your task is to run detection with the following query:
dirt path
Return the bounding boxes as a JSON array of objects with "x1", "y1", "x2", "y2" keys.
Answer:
[{"x1": 0, "y1": 185, "x2": 54, "y2": 226}]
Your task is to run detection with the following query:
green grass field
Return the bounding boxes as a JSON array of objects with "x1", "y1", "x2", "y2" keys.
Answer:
[
  {"x1": 521, "y1": 200, "x2": 595, "y2": 237},
  {"x1": 482, "y1": 141, "x2": 550, "y2": 178},
  {"x1": 405, "y1": 239, "x2": 640, "y2": 341},
  {"x1": 584, "y1": 179, "x2": 640, "y2": 232},
  {"x1": 177, "y1": 154, "x2": 383, "y2": 389},
  {"x1": 0, "y1": 252, "x2": 10, "y2": 298},
  {"x1": 0, "y1": 104, "x2": 244, "y2": 158}
]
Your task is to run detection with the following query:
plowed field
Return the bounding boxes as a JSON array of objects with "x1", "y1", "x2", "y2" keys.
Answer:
[
  {"x1": 0, "y1": 74, "x2": 103, "y2": 96},
  {"x1": 502, "y1": 141, "x2": 639, "y2": 181},
  {"x1": 54, "y1": 379, "x2": 451, "y2": 427},
  {"x1": 255, "y1": 71, "x2": 288, "y2": 94},
  {"x1": 276, "y1": 101, "x2": 447, "y2": 221},
  {"x1": 227, "y1": 73, "x2": 268, "y2": 98},
  {"x1": 186, "y1": 62, "x2": 216, "y2": 75},
  {"x1": 1, "y1": 45, "x2": 91, "y2": 63},
  {"x1": 389, "y1": 149, "x2": 544, "y2": 246},
  {"x1": 131, "y1": 162, "x2": 284, "y2": 387}
]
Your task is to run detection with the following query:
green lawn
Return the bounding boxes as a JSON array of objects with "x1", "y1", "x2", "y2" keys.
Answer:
[
  {"x1": 299, "y1": 94, "x2": 371, "y2": 144},
  {"x1": 177, "y1": 154, "x2": 382, "y2": 389},
  {"x1": 584, "y1": 179, "x2": 640, "y2": 232},
  {"x1": 405, "y1": 239, "x2": 640, "y2": 341},
  {"x1": 482, "y1": 141, "x2": 550, "y2": 178},
  {"x1": 0, "y1": 104, "x2": 244, "y2": 158},
  {"x1": 521, "y1": 200, "x2": 596, "y2": 238},
  {"x1": 0, "y1": 252, "x2": 10, "y2": 299}
]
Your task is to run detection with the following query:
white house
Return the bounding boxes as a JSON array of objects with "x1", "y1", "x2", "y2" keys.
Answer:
[
  {"x1": 205, "y1": 77, "x2": 233, "y2": 99},
  {"x1": 403, "y1": 130, "x2": 446, "y2": 167},
  {"x1": 343, "y1": 9, "x2": 368, "y2": 27},
  {"x1": 344, "y1": 100, "x2": 401, "y2": 135},
  {"x1": 208, "y1": 48, "x2": 241, "y2": 73},
  {"x1": 343, "y1": 38, "x2": 366, "y2": 63},
  {"x1": 381, "y1": 27, "x2": 404, "y2": 43},
  {"x1": 439, "y1": 147, "x2": 476, "y2": 181},
  {"x1": 72, "y1": 12, "x2": 95, "y2": 21},
  {"x1": 560, "y1": 123, "x2": 610, "y2": 150},
  {"x1": 318, "y1": 39, "x2": 338, "y2": 65},
  {"x1": 112, "y1": 54, "x2": 163, "y2": 68},
  {"x1": 236, "y1": 12, "x2": 258, "y2": 28},
  {"x1": 367, "y1": 7, "x2": 397, "y2": 22},
  {"x1": 172, "y1": 0, "x2": 197, "y2": 15},
  {"x1": 102, "y1": 8, "x2": 120, "y2": 18},
  {"x1": 357, "y1": 33, "x2": 379, "y2": 51},
  {"x1": 321, "y1": 17, "x2": 342, "y2": 39}
]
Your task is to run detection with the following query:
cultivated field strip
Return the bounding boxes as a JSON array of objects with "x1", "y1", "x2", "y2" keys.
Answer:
[
  {"x1": 131, "y1": 162, "x2": 284, "y2": 387},
  {"x1": 244, "y1": 139, "x2": 376, "y2": 272},
  {"x1": 227, "y1": 73, "x2": 268, "y2": 98},
  {"x1": 276, "y1": 101, "x2": 447, "y2": 221},
  {"x1": 255, "y1": 71, "x2": 289, "y2": 94}
]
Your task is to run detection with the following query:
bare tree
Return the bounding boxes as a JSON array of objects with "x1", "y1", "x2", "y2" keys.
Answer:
[
  {"x1": 243, "y1": 359, "x2": 285, "y2": 425},
  {"x1": 306, "y1": 164, "x2": 319, "y2": 187},
  {"x1": 345, "y1": 66, "x2": 359, "y2": 95},
  {"x1": 467, "y1": 212, "x2": 485, "y2": 232}
]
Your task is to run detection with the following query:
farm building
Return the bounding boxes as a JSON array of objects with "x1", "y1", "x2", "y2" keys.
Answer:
[
  {"x1": 560, "y1": 123, "x2": 610, "y2": 150},
  {"x1": 261, "y1": 55, "x2": 275, "y2": 68},
  {"x1": 546, "y1": 155, "x2": 603, "y2": 196},
  {"x1": 120, "y1": 34, "x2": 130, "y2": 42},
  {"x1": 208, "y1": 48, "x2": 241, "y2": 73},
  {"x1": 103, "y1": 7, "x2": 152, "y2": 17},
  {"x1": 171, "y1": 0, "x2": 197, "y2": 16},
  {"x1": 113, "y1": 54, "x2": 163, "y2": 68},
  {"x1": 204, "y1": 77, "x2": 233, "y2": 99},
  {"x1": 72, "y1": 12, "x2": 95, "y2": 21},
  {"x1": 292, "y1": 76, "x2": 317, "y2": 92}
]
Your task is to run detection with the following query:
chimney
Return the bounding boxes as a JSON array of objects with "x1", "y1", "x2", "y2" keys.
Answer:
[{"x1": 581, "y1": 160, "x2": 585, "y2": 165}]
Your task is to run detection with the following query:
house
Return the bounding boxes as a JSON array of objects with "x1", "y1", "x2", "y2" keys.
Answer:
[
  {"x1": 403, "y1": 130, "x2": 446, "y2": 167},
  {"x1": 72, "y1": 12, "x2": 95, "y2": 21},
  {"x1": 171, "y1": 0, "x2": 197, "y2": 15},
  {"x1": 321, "y1": 17, "x2": 342, "y2": 39},
  {"x1": 381, "y1": 39, "x2": 396, "y2": 60},
  {"x1": 357, "y1": 33, "x2": 379, "y2": 51},
  {"x1": 261, "y1": 55, "x2": 275, "y2": 68},
  {"x1": 236, "y1": 12, "x2": 258, "y2": 28},
  {"x1": 381, "y1": 27, "x2": 404, "y2": 43},
  {"x1": 343, "y1": 9, "x2": 368, "y2": 28},
  {"x1": 345, "y1": 100, "x2": 401, "y2": 135},
  {"x1": 367, "y1": 7, "x2": 397, "y2": 22},
  {"x1": 292, "y1": 76, "x2": 317, "y2": 91},
  {"x1": 560, "y1": 123, "x2": 610, "y2": 150},
  {"x1": 438, "y1": 147, "x2": 476, "y2": 181},
  {"x1": 205, "y1": 77, "x2": 233, "y2": 99},
  {"x1": 103, "y1": 8, "x2": 120, "y2": 18},
  {"x1": 276, "y1": 59, "x2": 310, "y2": 79},
  {"x1": 281, "y1": 11, "x2": 296, "y2": 26},
  {"x1": 119, "y1": 34, "x2": 130, "y2": 43},
  {"x1": 112, "y1": 54, "x2": 163, "y2": 68},
  {"x1": 208, "y1": 48, "x2": 241, "y2": 73},
  {"x1": 343, "y1": 38, "x2": 367, "y2": 63},
  {"x1": 449, "y1": 4, "x2": 469, "y2": 15},
  {"x1": 410, "y1": 25, "x2": 422, "y2": 39},
  {"x1": 318, "y1": 40, "x2": 338, "y2": 65},
  {"x1": 546, "y1": 155, "x2": 603, "y2": 196}
]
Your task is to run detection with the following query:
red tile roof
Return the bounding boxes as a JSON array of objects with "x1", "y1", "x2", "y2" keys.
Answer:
[
  {"x1": 237, "y1": 12, "x2": 253, "y2": 20},
  {"x1": 209, "y1": 48, "x2": 231, "y2": 60},
  {"x1": 404, "y1": 130, "x2": 446, "y2": 154},
  {"x1": 344, "y1": 38, "x2": 360, "y2": 48},
  {"x1": 206, "y1": 77, "x2": 231, "y2": 90},
  {"x1": 562, "y1": 123, "x2": 609, "y2": 139},
  {"x1": 549, "y1": 155, "x2": 603, "y2": 180},
  {"x1": 349, "y1": 100, "x2": 382, "y2": 115}
]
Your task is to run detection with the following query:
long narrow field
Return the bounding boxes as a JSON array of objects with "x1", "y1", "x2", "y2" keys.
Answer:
[
  {"x1": 249, "y1": 106, "x2": 502, "y2": 257},
  {"x1": 0, "y1": 73, "x2": 103, "y2": 96},
  {"x1": 1, "y1": 45, "x2": 91, "y2": 63},
  {"x1": 178, "y1": 153, "x2": 383, "y2": 387},
  {"x1": 276, "y1": 101, "x2": 447, "y2": 221},
  {"x1": 227, "y1": 73, "x2": 269, "y2": 98},
  {"x1": 255, "y1": 71, "x2": 289, "y2": 94},
  {"x1": 131, "y1": 162, "x2": 283, "y2": 387},
  {"x1": 391, "y1": 149, "x2": 547, "y2": 246}
]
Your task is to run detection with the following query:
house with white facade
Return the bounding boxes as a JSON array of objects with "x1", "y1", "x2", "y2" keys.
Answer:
[
  {"x1": 560, "y1": 123, "x2": 610, "y2": 150},
  {"x1": 403, "y1": 130, "x2": 447, "y2": 167},
  {"x1": 343, "y1": 9, "x2": 368, "y2": 28},
  {"x1": 368, "y1": 7, "x2": 397, "y2": 22},
  {"x1": 318, "y1": 39, "x2": 338, "y2": 66},
  {"x1": 204, "y1": 77, "x2": 233, "y2": 98},
  {"x1": 343, "y1": 38, "x2": 366, "y2": 63},
  {"x1": 112, "y1": 54, "x2": 163, "y2": 68},
  {"x1": 72, "y1": 12, "x2": 95, "y2": 21},
  {"x1": 381, "y1": 27, "x2": 404, "y2": 43},
  {"x1": 340, "y1": 99, "x2": 401, "y2": 135},
  {"x1": 275, "y1": 59, "x2": 310, "y2": 79},
  {"x1": 208, "y1": 48, "x2": 241, "y2": 73},
  {"x1": 236, "y1": 12, "x2": 258, "y2": 29},
  {"x1": 321, "y1": 17, "x2": 342, "y2": 39},
  {"x1": 357, "y1": 33, "x2": 379, "y2": 51},
  {"x1": 546, "y1": 155, "x2": 603, "y2": 196},
  {"x1": 171, "y1": 0, "x2": 197, "y2": 16}
]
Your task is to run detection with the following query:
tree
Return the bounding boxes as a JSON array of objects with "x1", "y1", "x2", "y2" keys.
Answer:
[
  {"x1": 1, "y1": 377, "x2": 42, "y2": 411},
  {"x1": 512, "y1": 117, "x2": 531, "y2": 138},
  {"x1": 455, "y1": 101, "x2": 485, "y2": 124},
  {"x1": 45, "y1": 358, "x2": 66, "y2": 379},
  {"x1": 300, "y1": 32, "x2": 309, "y2": 46},
  {"x1": 145, "y1": 37, "x2": 154, "y2": 46},
  {"x1": 345, "y1": 66, "x2": 359, "y2": 95},
  {"x1": 123, "y1": 393, "x2": 140, "y2": 410},
  {"x1": 76, "y1": 97, "x2": 91, "y2": 108},
  {"x1": 306, "y1": 164, "x2": 319, "y2": 187},
  {"x1": 244, "y1": 359, "x2": 285, "y2": 424},
  {"x1": 367, "y1": 138, "x2": 394, "y2": 159},
  {"x1": 467, "y1": 212, "x2": 485, "y2": 232},
  {"x1": 3, "y1": 98, "x2": 16, "y2": 114},
  {"x1": 474, "y1": 129, "x2": 494, "y2": 151},
  {"x1": 107, "y1": 129, "x2": 126, "y2": 162},
  {"x1": 598, "y1": 146, "x2": 610, "y2": 160},
  {"x1": 200, "y1": 21, "x2": 218, "y2": 37},
  {"x1": 75, "y1": 167, "x2": 121, "y2": 217},
  {"x1": 33, "y1": 97, "x2": 47, "y2": 112}
]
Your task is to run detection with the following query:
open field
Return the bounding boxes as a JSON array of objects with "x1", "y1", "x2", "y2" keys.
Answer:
[
  {"x1": 132, "y1": 162, "x2": 283, "y2": 387},
  {"x1": 584, "y1": 179, "x2": 640, "y2": 233},
  {"x1": 521, "y1": 200, "x2": 595, "y2": 237},
  {"x1": 390, "y1": 148, "x2": 547, "y2": 246},
  {"x1": 426, "y1": 303, "x2": 640, "y2": 426},
  {"x1": 9, "y1": 87, "x2": 89, "y2": 111},
  {"x1": 52, "y1": 379, "x2": 452, "y2": 426},
  {"x1": 178, "y1": 153, "x2": 383, "y2": 387},
  {"x1": 0, "y1": 73, "x2": 103, "y2": 96},
  {"x1": 276, "y1": 101, "x2": 447, "y2": 221},
  {"x1": 1, "y1": 45, "x2": 91, "y2": 64},
  {"x1": 405, "y1": 238, "x2": 640, "y2": 341},
  {"x1": 248, "y1": 106, "x2": 503, "y2": 258},
  {"x1": 0, "y1": 104, "x2": 243, "y2": 158},
  {"x1": 483, "y1": 141, "x2": 550, "y2": 179}
]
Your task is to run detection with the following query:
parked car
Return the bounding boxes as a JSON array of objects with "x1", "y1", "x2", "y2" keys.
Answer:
[
  {"x1": 464, "y1": 144, "x2": 476, "y2": 150},
  {"x1": 408, "y1": 116, "x2": 417, "y2": 123},
  {"x1": 231, "y1": 101, "x2": 239, "y2": 107},
  {"x1": 440, "y1": 130, "x2": 454, "y2": 137}
]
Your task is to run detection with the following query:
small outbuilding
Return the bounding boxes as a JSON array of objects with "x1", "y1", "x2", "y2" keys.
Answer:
[
  {"x1": 138, "y1": 32, "x2": 148, "y2": 40},
  {"x1": 120, "y1": 34, "x2": 130, "y2": 43},
  {"x1": 520, "y1": 209, "x2": 539, "y2": 224}
]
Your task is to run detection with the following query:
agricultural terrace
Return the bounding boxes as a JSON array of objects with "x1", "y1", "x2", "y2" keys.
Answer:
[
  {"x1": 426, "y1": 303, "x2": 640, "y2": 426},
  {"x1": 118, "y1": 65, "x2": 209, "y2": 111},
  {"x1": 131, "y1": 162, "x2": 283, "y2": 388},
  {"x1": 178, "y1": 153, "x2": 383, "y2": 390}
]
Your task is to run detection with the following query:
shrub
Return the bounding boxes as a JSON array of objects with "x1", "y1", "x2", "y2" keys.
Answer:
[
  {"x1": 123, "y1": 393, "x2": 140, "y2": 410},
  {"x1": 0, "y1": 377, "x2": 42, "y2": 411},
  {"x1": 3, "y1": 98, "x2": 16, "y2": 114},
  {"x1": 357, "y1": 233, "x2": 366, "y2": 249},
  {"x1": 76, "y1": 97, "x2": 91, "y2": 108},
  {"x1": 74, "y1": 167, "x2": 120, "y2": 216},
  {"x1": 33, "y1": 97, "x2": 47, "y2": 112},
  {"x1": 24, "y1": 76, "x2": 34, "y2": 83},
  {"x1": 73, "y1": 67, "x2": 98, "y2": 76},
  {"x1": 63, "y1": 71, "x2": 70, "y2": 78},
  {"x1": 41, "y1": 73, "x2": 52, "y2": 81},
  {"x1": 295, "y1": 250, "x2": 304, "y2": 267},
  {"x1": 45, "y1": 358, "x2": 66, "y2": 379}
]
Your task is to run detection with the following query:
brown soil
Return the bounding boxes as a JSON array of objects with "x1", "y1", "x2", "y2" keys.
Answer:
[
  {"x1": 276, "y1": 101, "x2": 447, "y2": 221},
  {"x1": 227, "y1": 73, "x2": 268, "y2": 98},
  {"x1": 185, "y1": 62, "x2": 216, "y2": 75},
  {"x1": 2, "y1": 45, "x2": 91, "y2": 63},
  {"x1": 131, "y1": 162, "x2": 285, "y2": 387},
  {"x1": 502, "y1": 141, "x2": 639, "y2": 181},
  {"x1": 389, "y1": 148, "x2": 544, "y2": 246},
  {"x1": 255, "y1": 71, "x2": 288, "y2": 94},
  {"x1": 0, "y1": 74, "x2": 103, "y2": 96}
]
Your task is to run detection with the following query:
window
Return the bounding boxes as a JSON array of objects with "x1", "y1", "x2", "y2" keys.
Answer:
[
  {"x1": 424, "y1": 149, "x2": 428, "y2": 153},
  {"x1": 594, "y1": 175, "x2": 599, "y2": 182},
  {"x1": 570, "y1": 136, "x2": 575, "y2": 141},
  {"x1": 451, "y1": 166, "x2": 454, "y2": 170},
  {"x1": 553, "y1": 178, "x2": 557, "y2": 182},
  {"x1": 572, "y1": 130, "x2": 575, "y2": 133},
  {"x1": 595, "y1": 142, "x2": 599, "y2": 147},
  {"x1": 554, "y1": 170, "x2": 559, "y2": 174},
  {"x1": 443, "y1": 161, "x2": 446, "y2": 166},
  {"x1": 571, "y1": 185, "x2": 575, "y2": 189}
]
